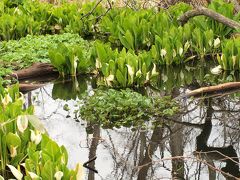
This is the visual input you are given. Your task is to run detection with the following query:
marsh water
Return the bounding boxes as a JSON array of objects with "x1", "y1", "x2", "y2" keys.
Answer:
[{"x1": 24, "y1": 63, "x2": 240, "y2": 180}]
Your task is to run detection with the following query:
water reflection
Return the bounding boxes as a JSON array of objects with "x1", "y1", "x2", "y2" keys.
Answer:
[
  {"x1": 195, "y1": 99, "x2": 240, "y2": 180},
  {"x1": 26, "y1": 66, "x2": 240, "y2": 180}
]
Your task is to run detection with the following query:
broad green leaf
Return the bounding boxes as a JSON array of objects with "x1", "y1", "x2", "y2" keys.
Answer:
[
  {"x1": 6, "y1": 132, "x2": 21, "y2": 148},
  {"x1": 116, "y1": 69, "x2": 126, "y2": 87}
]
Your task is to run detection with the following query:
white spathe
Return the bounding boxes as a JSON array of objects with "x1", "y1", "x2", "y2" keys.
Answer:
[{"x1": 211, "y1": 65, "x2": 222, "y2": 75}]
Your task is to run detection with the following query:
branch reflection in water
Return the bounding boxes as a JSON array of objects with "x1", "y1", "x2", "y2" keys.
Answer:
[{"x1": 27, "y1": 72, "x2": 240, "y2": 180}]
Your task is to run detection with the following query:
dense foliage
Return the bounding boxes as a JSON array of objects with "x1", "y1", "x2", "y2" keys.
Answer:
[
  {"x1": 0, "y1": 0, "x2": 240, "y2": 178},
  {"x1": 0, "y1": 84, "x2": 83, "y2": 179},
  {"x1": 0, "y1": 33, "x2": 90, "y2": 76},
  {"x1": 1, "y1": 0, "x2": 240, "y2": 83},
  {"x1": 80, "y1": 89, "x2": 179, "y2": 128}
]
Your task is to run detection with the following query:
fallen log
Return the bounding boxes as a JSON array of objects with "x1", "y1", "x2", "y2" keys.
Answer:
[
  {"x1": 177, "y1": 82, "x2": 240, "y2": 99},
  {"x1": 19, "y1": 83, "x2": 45, "y2": 93},
  {"x1": 12, "y1": 63, "x2": 57, "y2": 80},
  {"x1": 178, "y1": 6, "x2": 240, "y2": 30}
]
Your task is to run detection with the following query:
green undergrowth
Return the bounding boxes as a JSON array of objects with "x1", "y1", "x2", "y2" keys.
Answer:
[
  {"x1": 0, "y1": 33, "x2": 91, "y2": 77},
  {"x1": 0, "y1": 0, "x2": 240, "y2": 85},
  {"x1": 80, "y1": 89, "x2": 179, "y2": 128},
  {"x1": 0, "y1": 83, "x2": 83, "y2": 179}
]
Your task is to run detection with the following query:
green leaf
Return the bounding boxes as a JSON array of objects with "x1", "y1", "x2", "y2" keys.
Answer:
[
  {"x1": 41, "y1": 160, "x2": 54, "y2": 180},
  {"x1": 116, "y1": 69, "x2": 126, "y2": 87},
  {"x1": 6, "y1": 132, "x2": 21, "y2": 148}
]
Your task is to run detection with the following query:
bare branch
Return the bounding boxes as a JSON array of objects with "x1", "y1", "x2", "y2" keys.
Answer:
[
  {"x1": 178, "y1": 6, "x2": 240, "y2": 30},
  {"x1": 81, "y1": 0, "x2": 104, "y2": 20}
]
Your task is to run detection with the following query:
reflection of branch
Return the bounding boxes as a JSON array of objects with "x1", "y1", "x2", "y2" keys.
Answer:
[
  {"x1": 83, "y1": 156, "x2": 98, "y2": 173},
  {"x1": 194, "y1": 150, "x2": 240, "y2": 165},
  {"x1": 165, "y1": 117, "x2": 204, "y2": 129},
  {"x1": 137, "y1": 126, "x2": 163, "y2": 180},
  {"x1": 196, "y1": 99, "x2": 240, "y2": 179},
  {"x1": 136, "y1": 155, "x2": 240, "y2": 179},
  {"x1": 87, "y1": 125, "x2": 100, "y2": 178}
]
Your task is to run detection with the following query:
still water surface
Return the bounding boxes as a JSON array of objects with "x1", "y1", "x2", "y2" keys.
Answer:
[{"x1": 26, "y1": 65, "x2": 240, "y2": 180}]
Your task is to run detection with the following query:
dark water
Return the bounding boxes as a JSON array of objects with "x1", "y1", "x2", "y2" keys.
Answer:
[{"x1": 25, "y1": 64, "x2": 240, "y2": 180}]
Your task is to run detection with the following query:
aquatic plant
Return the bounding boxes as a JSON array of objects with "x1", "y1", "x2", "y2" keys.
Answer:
[
  {"x1": 0, "y1": 13, "x2": 41, "y2": 41},
  {"x1": 100, "y1": 8, "x2": 152, "y2": 48},
  {"x1": 80, "y1": 89, "x2": 179, "y2": 128},
  {"x1": 191, "y1": 0, "x2": 240, "y2": 38},
  {"x1": 0, "y1": 33, "x2": 89, "y2": 77},
  {"x1": 92, "y1": 42, "x2": 158, "y2": 87},
  {"x1": 217, "y1": 39, "x2": 240, "y2": 70},
  {"x1": 65, "y1": 1, "x2": 105, "y2": 37},
  {"x1": 151, "y1": 25, "x2": 191, "y2": 65},
  {"x1": 191, "y1": 28, "x2": 221, "y2": 58},
  {"x1": 52, "y1": 76, "x2": 88, "y2": 100},
  {"x1": 0, "y1": 83, "x2": 83, "y2": 179},
  {"x1": 49, "y1": 43, "x2": 92, "y2": 76}
]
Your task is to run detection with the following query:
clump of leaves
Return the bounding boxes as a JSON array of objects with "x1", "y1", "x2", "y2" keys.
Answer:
[
  {"x1": 0, "y1": 33, "x2": 90, "y2": 77},
  {"x1": 49, "y1": 43, "x2": 93, "y2": 76},
  {"x1": 92, "y1": 41, "x2": 158, "y2": 88},
  {"x1": 80, "y1": 89, "x2": 179, "y2": 128},
  {"x1": 0, "y1": 83, "x2": 83, "y2": 179},
  {"x1": 217, "y1": 38, "x2": 240, "y2": 70}
]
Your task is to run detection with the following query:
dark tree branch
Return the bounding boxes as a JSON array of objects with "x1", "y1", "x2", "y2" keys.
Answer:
[
  {"x1": 178, "y1": 6, "x2": 240, "y2": 30},
  {"x1": 81, "y1": 0, "x2": 104, "y2": 20}
]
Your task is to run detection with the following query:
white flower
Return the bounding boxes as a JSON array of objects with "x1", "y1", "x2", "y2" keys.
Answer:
[
  {"x1": 232, "y1": 56, "x2": 237, "y2": 67},
  {"x1": 136, "y1": 70, "x2": 142, "y2": 78},
  {"x1": 126, "y1": 65, "x2": 134, "y2": 78},
  {"x1": 160, "y1": 49, "x2": 167, "y2": 57},
  {"x1": 146, "y1": 72, "x2": 150, "y2": 81},
  {"x1": 105, "y1": 74, "x2": 114, "y2": 86},
  {"x1": 28, "y1": 172, "x2": 40, "y2": 179},
  {"x1": 208, "y1": 40, "x2": 212, "y2": 46},
  {"x1": 18, "y1": 92, "x2": 25, "y2": 104},
  {"x1": 178, "y1": 47, "x2": 183, "y2": 56},
  {"x1": 172, "y1": 49, "x2": 176, "y2": 58},
  {"x1": 7, "y1": 165, "x2": 23, "y2": 180},
  {"x1": 95, "y1": 59, "x2": 102, "y2": 69},
  {"x1": 10, "y1": 146, "x2": 18, "y2": 158},
  {"x1": 14, "y1": 8, "x2": 22, "y2": 15},
  {"x1": 151, "y1": 64, "x2": 158, "y2": 76},
  {"x1": 211, "y1": 65, "x2": 222, "y2": 75},
  {"x1": 54, "y1": 171, "x2": 64, "y2": 180},
  {"x1": 214, "y1": 38, "x2": 221, "y2": 48},
  {"x1": 184, "y1": 41, "x2": 190, "y2": 51},
  {"x1": 73, "y1": 56, "x2": 78, "y2": 75},
  {"x1": 30, "y1": 130, "x2": 42, "y2": 145},
  {"x1": 2, "y1": 93, "x2": 12, "y2": 107},
  {"x1": 17, "y1": 115, "x2": 28, "y2": 133}
]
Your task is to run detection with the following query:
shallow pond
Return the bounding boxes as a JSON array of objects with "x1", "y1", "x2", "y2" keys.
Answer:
[{"x1": 24, "y1": 64, "x2": 240, "y2": 180}]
